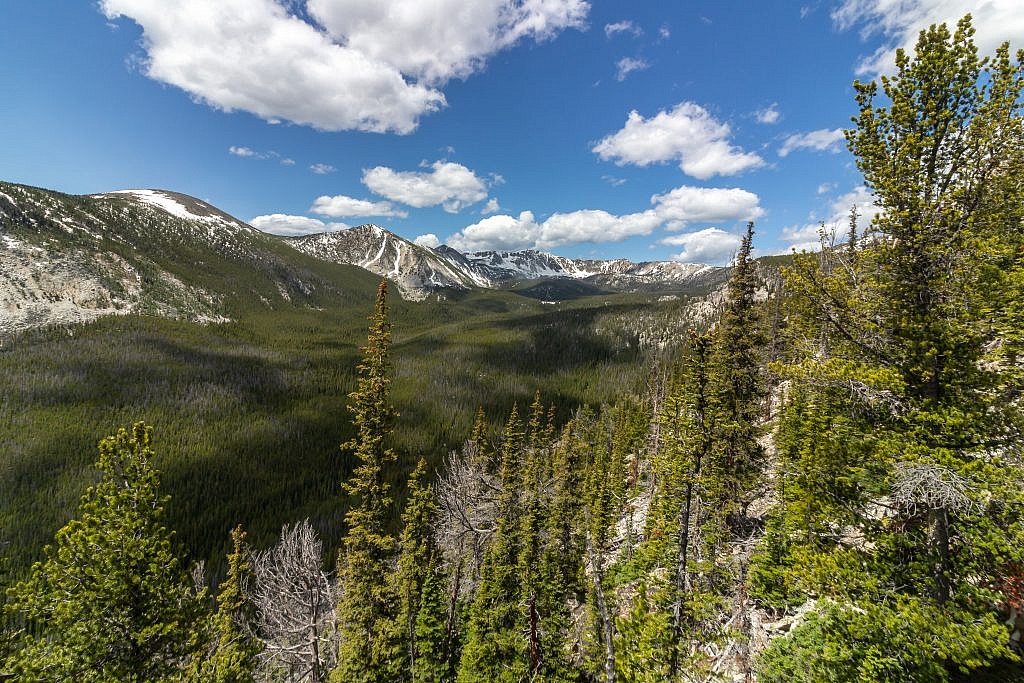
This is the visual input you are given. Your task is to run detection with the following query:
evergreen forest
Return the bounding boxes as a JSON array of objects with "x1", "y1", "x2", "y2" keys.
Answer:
[{"x1": 2, "y1": 15, "x2": 1024, "y2": 683}]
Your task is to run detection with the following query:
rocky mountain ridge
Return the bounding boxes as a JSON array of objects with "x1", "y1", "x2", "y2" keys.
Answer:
[
  {"x1": 288, "y1": 224, "x2": 724, "y2": 300},
  {"x1": 0, "y1": 180, "x2": 732, "y2": 333},
  {"x1": 0, "y1": 182, "x2": 379, "y2": 334}
]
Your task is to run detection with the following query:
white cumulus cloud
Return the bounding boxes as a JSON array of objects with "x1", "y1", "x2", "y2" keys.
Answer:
[
  {"x1": 538, "y1": 209, "x2": 662, "y2": 249},
  {"x1": 229, "y1": 145, "x2": 258, "y2": 157},
  {"x1": 781, "y1": 185, "x2": 881, "y2": 253},
  {"x1": 593, "y1": 102, "x2": 765, "y2": 179},
  {"x1": 250, "y1": 213, "x2": 348, "y2": 236},
  {"x1": 778, "y1": 128, "x2": 846, "y2": 157},
  {"x1": 832, "y1": 0, "x2": 1024, "y2": 76},
  {"x1": 651, "y1": 185, "x2": 765, "y2": 227},
  {"x1": 414, "y1": 233, "x2": 442, "y2": 248},
  {"x1": 310, "y1": 194, "x2": 407, "y2": 218},
  {"x1": 831, "y1": 185, "x2": 882, "y2": 226},
  {"x1": 755, "y1": 104, "x2": 780, "y2": 124},
  {"x1": 449, "y1": 209, "x2": 662, "y2": 252},
  {"x1": 362, "y1": 161, "x2": 490, "y2": 213},
  {"x1": 308, "y1": 0, "x2": 588, "y2": 84},
  {"x1": 481, "y1": 198, "x2": 501, "y2": 214},
  {"x1": 101, "y1": 0, "x2": 587, "y2": 134},
  {"x1": 660, "y1": 228, "x2": 743, "y2": 264},
  {"x1": 447, "y1": 212, "x2": 541, "y2": 252}
]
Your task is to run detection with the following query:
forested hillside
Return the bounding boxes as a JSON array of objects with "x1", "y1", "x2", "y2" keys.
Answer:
[{"x1": 2, "y1": 14, "x2": 1023, "y2": 683}]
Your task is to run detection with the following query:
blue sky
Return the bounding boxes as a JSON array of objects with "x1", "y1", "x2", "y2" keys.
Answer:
[{"x1": 2, "y1": 1, "x2": 1020, "y2": 264}]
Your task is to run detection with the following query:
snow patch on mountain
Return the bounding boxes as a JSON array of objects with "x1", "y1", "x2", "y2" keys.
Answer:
[{"x1": 103, "y1": 189, "x2": 208, "y2": 221}]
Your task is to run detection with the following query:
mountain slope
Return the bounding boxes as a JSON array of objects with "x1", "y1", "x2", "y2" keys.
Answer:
[
  {"x1": 0, "y1": 182, "x2": 380, "y2": 334},
  {"x1": 288, "y1": 225, "x2": 483, "y2": 300}
]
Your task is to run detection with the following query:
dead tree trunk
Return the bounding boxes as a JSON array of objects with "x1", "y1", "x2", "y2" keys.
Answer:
[{"x1": 587, "y1": 532, "x2": 615, "y2": 683}]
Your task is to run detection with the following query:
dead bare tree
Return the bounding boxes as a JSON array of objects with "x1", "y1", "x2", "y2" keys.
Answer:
[
  {"x1": 435, "y1": 441, "x2": 501, "y2": 593},
  {"x1": 585, "y1": 529, "x2": 615, "y2": 683},
  {"x1": 891, "y1": 462, "x2": 976, "y2": 516},
  {"x1": 251, "y1": 520, "x2": 337, "y2": 682}
]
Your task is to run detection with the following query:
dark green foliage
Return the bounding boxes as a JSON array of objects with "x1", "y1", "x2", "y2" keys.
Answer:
[
  {"x1": 389, "y1": 459, "x2": 451, "y2": 683},
  {"x1": 6, "y1": 22, "x2": 1024, "y2": 679},
  {"x1": 189, "y1": 525, "x2": 261, "y2": 682},
  {"x1": 0, "y1": 271, "x2": 676, "y2": 577},
  {"x1": 768, "y1": 14, "x2": 1024, "y2": 680},
  {"x1": 614, "y1": 584, "x2": 673, "y2": 683},
  {"x1": 4, "y1": 423, "x2": 206, "y2": 681},
  {"x1": 711, "y1": 221, "x2": 765, "y2": 535},
  {"x1": 458, "y1": 406, "x2": 528, "y2": 682},
  {"x1": 757, "y1": 600, "x2": 1011, "y2": 683},
  {"x1": 0, "y1": 180, "x2": 712, "y2": 581},
  {"x1": 748, "y1": 511, "x2": 799, "y2": 610},
  {"x1": 334, "y1": 281, "x2": 400, "y2": 682},
  {"x1": 0, "y1": 550, "x2": 12, "y2": 677}
]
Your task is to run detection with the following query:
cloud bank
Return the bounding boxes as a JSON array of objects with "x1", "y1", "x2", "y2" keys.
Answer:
[
  {"x1": 446, "y1": 184, "x2": 764, "y2": 260},
  {"x1": 362, "y1": 161, "x2": 490, "y2": 213}
]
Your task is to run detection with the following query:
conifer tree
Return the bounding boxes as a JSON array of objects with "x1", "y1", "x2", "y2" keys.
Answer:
[
  {"x1": 614, "y1": 584, "x2": 672, "y2": 683},
  {"x1": 189, "y1": 525, "x2": 262, "y2": 682},
  {"x1": 0, "y1": 548, "x2": 13, "y2": 678},
  {"x1": 712, "y1": 221, "x2": 765, "y2": 536},
  {"x1": 661, "y1": 332, "x2": 719, "y2": 674},
  {"x1": 458, "y1": 405, "x2": 527, "y2": 682},
  {"x1": 535, "y1": 424, "x2": 586, "y2": 682},
  {"x1": 389, "y1": 459, "x2": 450, "y2": 683},
  {"x1": 334, "y1": 280, "x2": 400, "y2": 682},
  {"x1": 468, "y1": 405, "x2": 491, "y2": 467},
  {"x1": 5, "y1": 423, "x2": 205, "y2": 681},
  {"x1": 578, "y1": 406, "x2": 622, "y2": 683},
  {"x1": 763, "y1": 15, "x2": 1024, "y2": 680}
]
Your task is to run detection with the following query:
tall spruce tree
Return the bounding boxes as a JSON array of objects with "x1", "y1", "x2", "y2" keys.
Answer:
[
  {"x1": 389, "y1": 459, "x2": 450, "y2": 683},
  {"x1": 664, "y1": 332, "x2": 719, "y2": 675},
  {"x1": 5, "y1": 423, "x2": 206, "y2": 681},
  {"x1": 713, "y1": 221, "x2": 765, "y2": 536},
  {"x1": 535, "y1": 423, "x2": 587, "y2": 682},
  {"x1": 761, "y1": 15, "x2": 1024, "y2": 681},
  {"x1": 334, "y1": 280, "x2": 400, "y2": 682},
  {"x1": 458, "y1": 405, "x2": 527, "y2": 682},
  {"x1": 189, "y1": 525, "x2": 262, "y2": 682}
]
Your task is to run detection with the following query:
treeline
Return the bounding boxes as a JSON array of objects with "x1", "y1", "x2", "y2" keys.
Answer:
[{"x1": 2, "y1": 14, "x2": 1024, "y2": 682}]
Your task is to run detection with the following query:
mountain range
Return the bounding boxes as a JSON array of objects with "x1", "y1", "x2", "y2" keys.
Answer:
[
  {"x1": 0, "y1": 181, "x2": 726, "y2": 333},
  {"x1": 288, "y1": 225, "x2": 724, "y2": 300}
]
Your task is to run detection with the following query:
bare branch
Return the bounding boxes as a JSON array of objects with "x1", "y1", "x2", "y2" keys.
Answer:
[{"x1": 251, "y1": 519, "x2": 337, "y2": 681}]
